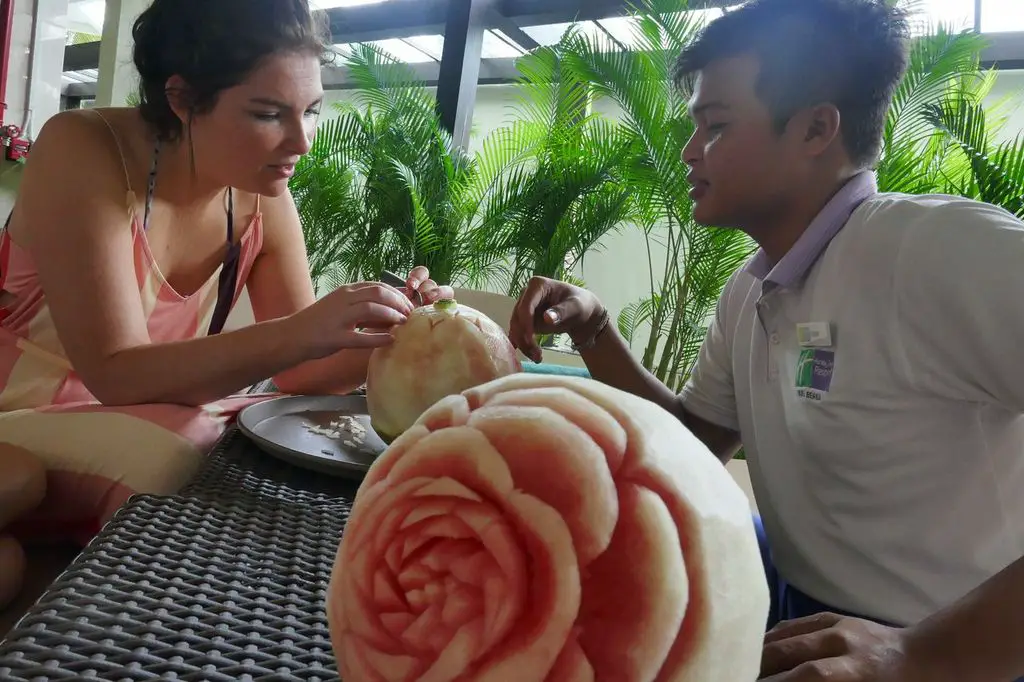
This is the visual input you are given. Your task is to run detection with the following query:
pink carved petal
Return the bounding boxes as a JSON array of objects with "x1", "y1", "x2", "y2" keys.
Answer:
[
  {"x1": 373, "y1": 569, "x2": 406, "y2": 612},
  {"x1": 380, "y1": 612, "x2": 416, "y2": 637},
  {"x1": 576, "y1": 483, "x2": 687, "y2": 681},
  {"x1": 413, "y1": 478, "x2": 482, "y2": 502},
  {"x1": 418, "y1": 393, "x2": 473, "y2": 432},
  {"x1": 472, "y1": 491, "x2": 581, "y2": 681},
  {"x1": 385, "y1": 428, "x2": 515, "y2": 503},
  {"x1": 400, "y1": 498, "x2": 461, "y2": 529},
  {"x1": 545, "y1": 634, "x2": 595, "y2": 682},
  {"x1": 452, "y1": 502, "x2": 526, "y2": 587},
  {"x1": 467, "y1": 403, "x2": 618, "y2": 566},
  {"x1": 339, "y1": 634, "x2": 389, "y2": 682},
  {"x1": 358, "y1": 423, "x2": 433, "y2": 498},
  {"x1": 477, "y1": 386, "x2": 627, "y2": 474},
  {"x1": 419, "y1": 619, "x2": 485, "y2": 682}
]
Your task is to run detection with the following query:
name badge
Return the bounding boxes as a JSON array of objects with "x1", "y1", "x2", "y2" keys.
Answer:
[{"x1": 796, "y1": 322, "x2": 833, "y2": 348}]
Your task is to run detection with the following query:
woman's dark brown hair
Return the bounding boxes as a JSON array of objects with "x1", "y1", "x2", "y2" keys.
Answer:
[{"x1": 132, "y1": 0, "x2": 333, "y2": 141}]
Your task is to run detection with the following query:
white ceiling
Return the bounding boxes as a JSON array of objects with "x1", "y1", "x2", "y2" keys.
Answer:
[{"x1": 66, "y1": 0, "x2": 105, "y2": 35}]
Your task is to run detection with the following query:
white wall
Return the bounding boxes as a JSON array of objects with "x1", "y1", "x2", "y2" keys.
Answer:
[
  {"x1": 985, "y1": 69, "x2": 1024, "y2": 141},
  {"x1": 0, "y1": 0, "x2": 70, "y2": 221}
]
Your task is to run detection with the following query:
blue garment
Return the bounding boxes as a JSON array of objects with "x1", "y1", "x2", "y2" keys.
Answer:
[
  {"x1": 753, "y1": 515, "x2": 895, "y2": 629},
  {"x1": 754, "y1": 515, "x2": 1024, "y2": 681}
]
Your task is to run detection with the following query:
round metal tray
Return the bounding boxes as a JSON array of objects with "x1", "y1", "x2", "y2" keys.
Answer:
[{"x1": 236, "y1": 394, "x2": 386, "y2": 479}]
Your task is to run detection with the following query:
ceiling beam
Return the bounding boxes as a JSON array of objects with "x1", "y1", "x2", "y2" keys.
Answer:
[
  {"x1": 435, "y1": 0, "x2": 494, "y2": 149},
  {"x1": 61, "y1": 0, "x2": 1024, "y2": 80},
  {"x1": 60, "y1": 41, "x2": 1024, "y2": 101},
  {"x1": 326, "y1": 0, "x2": 449, "y2": 43},
  {"x1": 63, "y1": 57, "x2": 525, "y2": 99},
  {"x1": 488, "y1": 9, "x2": 540, "y2": 51}
]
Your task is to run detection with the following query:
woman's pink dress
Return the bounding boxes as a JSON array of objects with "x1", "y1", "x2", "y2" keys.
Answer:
[{"x1": 0, "y1": 111, "x2": 278, "y2": 544}]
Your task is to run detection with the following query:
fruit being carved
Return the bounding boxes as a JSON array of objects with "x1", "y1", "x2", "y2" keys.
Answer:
[
  {"x1": 365, "y1": 299, "x2": 522, "y2": 442},
  {"x1": 328, "y1": 373, "x2": 770, "y2": 682}
]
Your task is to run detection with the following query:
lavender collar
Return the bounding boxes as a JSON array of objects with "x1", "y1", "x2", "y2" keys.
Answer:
[{"x1": 744, "y1": 171, "x2": 878, "y2": 288}]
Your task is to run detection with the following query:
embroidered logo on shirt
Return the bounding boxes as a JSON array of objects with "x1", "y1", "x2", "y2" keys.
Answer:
[{"x1": 796, "y1": 348, "x2": 834, "y2": 398}]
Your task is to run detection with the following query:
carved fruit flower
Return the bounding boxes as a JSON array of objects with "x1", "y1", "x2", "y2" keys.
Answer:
[{"x1": 328, "y1": 373, "x2": 769, "y2": 681}]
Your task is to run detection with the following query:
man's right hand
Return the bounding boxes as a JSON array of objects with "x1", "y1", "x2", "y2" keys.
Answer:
[
  {"x1": 296, "y1": 282, "x2": 414, "y2": 359},
  {"x1": 509, "y1": 276, "x2": 607, "y2": 363}
]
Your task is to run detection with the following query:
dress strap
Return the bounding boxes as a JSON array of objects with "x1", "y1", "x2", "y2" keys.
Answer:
[
  {"x1": 142, "y1": 140, "x2": 161, "y2": 231},
  {"x1": 90, "y1": 110, "x2": 135, "y2": 210},
  {"x1": 207, "y1": 186, "x2": 241, "y2": 337}
]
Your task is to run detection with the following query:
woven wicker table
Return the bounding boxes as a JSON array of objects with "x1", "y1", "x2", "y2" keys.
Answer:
[{"x1": 0, "y1": 425, "x2": 359, "y2": 681}]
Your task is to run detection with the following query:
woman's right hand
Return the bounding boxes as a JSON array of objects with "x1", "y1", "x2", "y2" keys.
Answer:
[
  {"x1": 509, "y1": 276, "x2": 606, "y2": 363},
  {"x1": 295, "y1": 282, "x2": 414, "y2": 359}
]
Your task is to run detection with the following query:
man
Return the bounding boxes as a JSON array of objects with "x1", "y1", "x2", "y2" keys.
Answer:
[{"x1": 508, "y1": 1, "x2": 1024, "y2": 680}]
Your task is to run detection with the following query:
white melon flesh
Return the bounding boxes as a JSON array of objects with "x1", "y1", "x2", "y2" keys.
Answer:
[
  {"x1": 329, "y1": 373, "x2": 769, "y2": 681},
  {"x1": 365, "y1": 299, "x2": 522, "y2": 443}
]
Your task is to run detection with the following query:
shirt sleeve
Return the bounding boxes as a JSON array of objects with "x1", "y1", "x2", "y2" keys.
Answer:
[
  {"x1": 679, "y1": 276, "x2": 741, "y2": 432},
  {"x1": 893, "y1": 197, "x2": 1024, "y2": 412}
]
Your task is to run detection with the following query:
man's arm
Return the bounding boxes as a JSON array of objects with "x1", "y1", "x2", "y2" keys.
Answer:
[
  {"x1": 904, "y1": 556, "x2": 1024, "y2": 681},
  {"x1": 578, "y1": 311, "x2": 742, "y2": 463}
]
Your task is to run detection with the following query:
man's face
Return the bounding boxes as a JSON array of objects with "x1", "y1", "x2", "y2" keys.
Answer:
[{"x1": 682, "y1": 55, "x2": 804, "y2": 229}]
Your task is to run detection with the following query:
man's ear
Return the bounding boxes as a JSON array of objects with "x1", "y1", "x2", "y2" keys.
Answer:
[
  {"x1": 163, "y1": 75, "x2": 194, "y2": 124},
  {"x1": 788, "y1": 103, "x2": 842, "y2": 158}
]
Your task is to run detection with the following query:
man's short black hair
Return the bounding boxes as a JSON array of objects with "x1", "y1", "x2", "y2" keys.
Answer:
[{"x1": 675, "y1": 0, "x2": 911, "y2": 168}]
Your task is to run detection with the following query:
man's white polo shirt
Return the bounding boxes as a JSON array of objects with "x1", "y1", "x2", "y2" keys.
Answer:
[{"x1": 681, "y1": 177, "x2": 1024, "y2": 626}]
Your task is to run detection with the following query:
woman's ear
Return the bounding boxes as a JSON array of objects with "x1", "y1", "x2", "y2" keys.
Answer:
[{"x1": 163, "y1": 75, "x2": 194, "y2": 124}]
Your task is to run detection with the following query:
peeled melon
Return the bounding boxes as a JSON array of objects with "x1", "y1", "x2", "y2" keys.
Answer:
[
  {"x1": 328, "y1": 373, "x2": 769, "y2": 682},
  {"x1": 365, "y1": 298, "x2": 522, "y2": 442}
]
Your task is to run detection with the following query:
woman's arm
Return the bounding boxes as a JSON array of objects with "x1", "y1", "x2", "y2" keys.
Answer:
[
  {"x1": 244, "y1": 189, "x2": 370, "y2": 395},
  {"x1": 13, "y1": 111, "x2": 404, "y2": 407},
  {"x1": 245, "y1": 193, "x2": 409, "y2": 394},
  {"x1": 245, "y1": 193, "x2": 454, "y2": 396}
]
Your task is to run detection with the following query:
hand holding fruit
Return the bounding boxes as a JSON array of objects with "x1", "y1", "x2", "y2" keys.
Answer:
[
  {"x1": 404, "y1": 265, "x2": 455, "y2": 307},
  {"x1": 509, "y1": 276, "x2": 607, "y2": 363},
  {"x1": 295, "y1": 282, "x2": 413, "y2": 359}
]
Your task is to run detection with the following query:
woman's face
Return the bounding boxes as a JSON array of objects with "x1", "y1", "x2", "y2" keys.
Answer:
[{"x1": 186, "y1": 50, "x2": 324, "y2": 197}]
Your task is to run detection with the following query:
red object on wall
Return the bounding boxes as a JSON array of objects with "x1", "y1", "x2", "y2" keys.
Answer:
[
  {"x1": 5, "y1": 136, "x2": 28, "y2": 161},
  {"x1": 0, "y1": 121, "x2": 26, "y2": 161}
]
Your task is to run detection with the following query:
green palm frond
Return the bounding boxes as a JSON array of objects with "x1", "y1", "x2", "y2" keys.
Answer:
[
  {"x1": 923, "y1": 99, "x2": 1024, "y2": 217},
  {"x1": 552, "y1": 0, "x2": 755, "y2": 387}
]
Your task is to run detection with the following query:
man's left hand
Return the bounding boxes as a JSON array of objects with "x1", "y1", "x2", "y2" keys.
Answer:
[{"x1": 759, "y1": 613, "x2": 940, "y2": 681}]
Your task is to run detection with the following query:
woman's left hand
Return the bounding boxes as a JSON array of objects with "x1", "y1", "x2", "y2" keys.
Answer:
[{"x1": 405, "y1": 266, "x2": 454, "y2": 306}]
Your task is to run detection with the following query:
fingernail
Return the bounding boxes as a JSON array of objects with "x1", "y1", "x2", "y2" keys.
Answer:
[{"x1": 545, "y1": 310, "x2": 559, "y2": 324}]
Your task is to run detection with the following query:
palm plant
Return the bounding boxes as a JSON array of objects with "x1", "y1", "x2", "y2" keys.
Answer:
[
  {"x1": 475, "y1": 44, "x2": 638, "y2": 297},
  {"x1": 557, "y1": 0, "x2": 757, "y2": 392},
  {"x1": 290, "y1": 43, "x2": 509, "y2": 293},
  {"x1": 875, "y1": 20, "x2": 1024, "y2": 217}
]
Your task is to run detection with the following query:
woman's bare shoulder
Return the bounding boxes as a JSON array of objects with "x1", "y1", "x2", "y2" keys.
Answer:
[
  {"x1": 8, "y1": 108, "x2": 149, "y2": 243},
  {"x1": 38, "y1": 108, "x2": 150, "y2": 169}
]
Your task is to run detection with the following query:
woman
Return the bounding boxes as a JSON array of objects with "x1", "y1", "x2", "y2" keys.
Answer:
[{"x1": 0, "y1": 0, "x2": 451, "y2": 607}]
